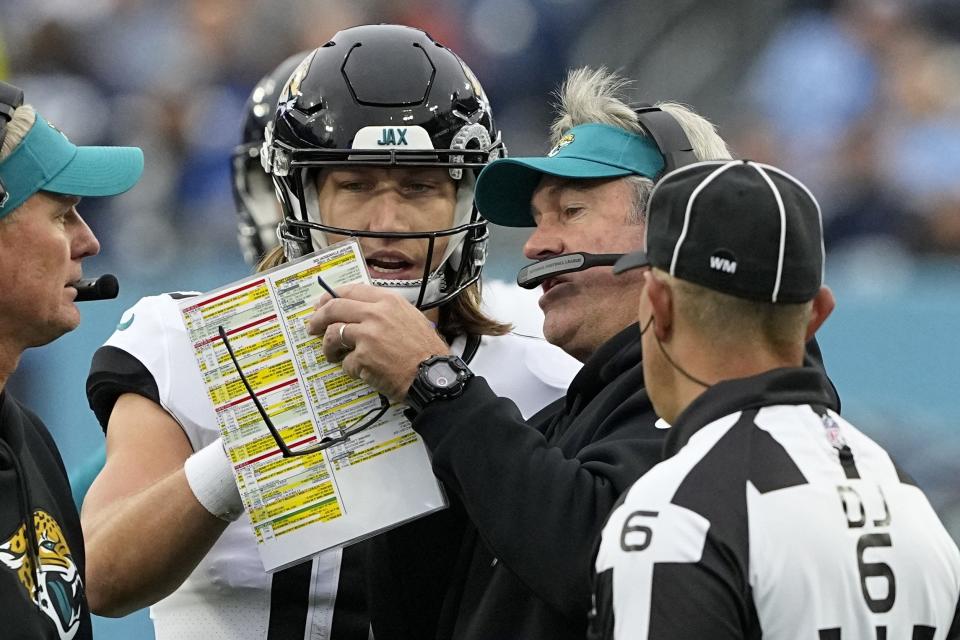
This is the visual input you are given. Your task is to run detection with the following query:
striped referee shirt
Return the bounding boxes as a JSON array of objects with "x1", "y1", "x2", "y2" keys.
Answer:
[{"x1": 591, "y1": 367, "x2": 960, "y2": 639}]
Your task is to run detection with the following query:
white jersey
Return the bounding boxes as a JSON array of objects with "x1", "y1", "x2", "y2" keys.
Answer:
[
  {"x1": 591, "y1": 368, "x2": 960, "y2": 640},
  {"x1": 88, "y1": 291, "x2": 580, "y2": 640}
]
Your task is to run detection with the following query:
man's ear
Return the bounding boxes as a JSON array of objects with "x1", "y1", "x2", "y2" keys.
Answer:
[
  {"x1": 643, "y1": 270, "x2": 673, "y2": 342},
  {"x1": 805, "y1": 285, "x2": 836, "y2": 340}
]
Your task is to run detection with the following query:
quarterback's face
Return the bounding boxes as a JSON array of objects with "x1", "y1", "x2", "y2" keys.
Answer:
[
  {"x1": 315, "y1": 167, "x2": 458, "y2": 281},
  {"x1": 0, "y1": 192, "x2": 100, "y2": 349},
  {"x1": 524, "y1": 175, "x2": 646, "y2": 362}
]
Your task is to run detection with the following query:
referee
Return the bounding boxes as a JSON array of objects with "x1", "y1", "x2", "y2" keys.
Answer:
[{"x1": 590, "y1": 160, "x2": 960, "y2": 638}]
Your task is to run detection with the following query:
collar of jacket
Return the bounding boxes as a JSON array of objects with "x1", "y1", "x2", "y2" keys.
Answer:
[
  {"x1": 0, "y1": 391, "x2": 24, "y2": 453},
  {"x1": 664, "y1": 367, "x2": 839, "y2": 457},
  {"x1": 564, "y1": 323, "x2": 641, "y2": 413}
]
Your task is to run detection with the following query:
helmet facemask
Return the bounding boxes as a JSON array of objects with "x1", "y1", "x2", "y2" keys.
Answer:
[
  {"x1": 273, "y1": 154, "x2": 491, "y2": 310},
  {"x1": 264, "y1": 24, "x2": 505, "y2": 310}
]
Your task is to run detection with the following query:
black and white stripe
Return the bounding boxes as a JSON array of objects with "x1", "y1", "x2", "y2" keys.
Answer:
[
  {"x1": 592, "y1": 369, "x2": 960, "y2": 639},
  {"x1": 266, "y1": 545, "x2": 372, "y2": 640}
]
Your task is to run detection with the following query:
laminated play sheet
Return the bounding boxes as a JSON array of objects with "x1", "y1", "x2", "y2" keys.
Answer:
[{"x1": 178, "y1": 239, "x2": 446, "y2": 571}]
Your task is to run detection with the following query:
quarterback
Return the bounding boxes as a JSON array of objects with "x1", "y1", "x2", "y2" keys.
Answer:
[{"x1": 80, "y1": 25, "x2": 579, "y2": 640}]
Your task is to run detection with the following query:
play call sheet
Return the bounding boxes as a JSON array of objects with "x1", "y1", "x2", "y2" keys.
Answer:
[{"x1": 178, "y1": 240, "x2": 447, "y2": 572}]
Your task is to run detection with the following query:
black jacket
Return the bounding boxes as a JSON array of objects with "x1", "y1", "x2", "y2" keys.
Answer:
[
  {"x1": 413, "y1": 324, "x2": 660, "y2": 640},
  {"x1": 0, "y1": 391, "x2": 91, "y2": 640},
  {"x1": 368, "y1": 326, "x2": 835, "y2": 640},
  {"x1": 589, "y1": 367, "x2": 959, "y2": 638}
]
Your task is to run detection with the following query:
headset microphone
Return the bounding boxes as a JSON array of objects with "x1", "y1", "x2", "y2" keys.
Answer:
[
  {"x1": 516, "y1": 253, "x2": 623, "y2": 289},
  {"x1": 73, "y1": 274, "x2": 119, "y2": 301}
]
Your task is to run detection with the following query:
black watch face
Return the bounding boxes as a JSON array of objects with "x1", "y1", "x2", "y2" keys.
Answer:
[{"x1": 427, "y1": 362, "x2": 459, "y2": 389}]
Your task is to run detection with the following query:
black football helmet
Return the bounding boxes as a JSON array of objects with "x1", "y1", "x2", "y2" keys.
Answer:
[
  {"x1": 262, "y1": 24, "x2": 504, "y2": 310},
  {"x1": 231, "y1": 52, "x2": 309, "y2": 266}
]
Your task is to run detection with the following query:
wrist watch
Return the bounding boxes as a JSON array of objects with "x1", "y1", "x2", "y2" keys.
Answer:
[{"x1": 406, "y1": 354, "x2": 474, "y2": 414}]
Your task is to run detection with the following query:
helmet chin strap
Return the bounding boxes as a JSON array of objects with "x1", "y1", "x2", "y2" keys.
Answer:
[
  {"x1": 371, "y1": 270, "x2": 448, "y2": 306},
  {"x1": 299, "y1": 169, "x2": 477, "y2": 309}
]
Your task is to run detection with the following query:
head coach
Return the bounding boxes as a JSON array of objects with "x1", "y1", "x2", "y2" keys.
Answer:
[
  {"x1": 307, "y1": 68, "x2": 833, "y2": 639},
  {"x1": 592, "y1": 160, "x2": 960, "y2": 638},
  {"x1": 0, "y1": 80, "x2": 143, "y2": 640}
]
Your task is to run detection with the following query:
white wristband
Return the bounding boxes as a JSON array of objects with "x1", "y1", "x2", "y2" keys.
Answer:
[{"x1": 183, "y1": 439, "x2": 243, "y2": 522}]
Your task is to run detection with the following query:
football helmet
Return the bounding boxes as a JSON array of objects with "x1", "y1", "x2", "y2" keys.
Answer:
[
  {"x1": 262, "y1": 24, "x2": 504, "y2": 309},
  {"x1": 231, "y1": 52, "x2": 308, "y2": 266}
]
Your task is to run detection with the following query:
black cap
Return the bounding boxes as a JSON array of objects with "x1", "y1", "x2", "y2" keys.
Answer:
[{"x1": 614, "y1": 160, "x2": 824, "y2": 303}]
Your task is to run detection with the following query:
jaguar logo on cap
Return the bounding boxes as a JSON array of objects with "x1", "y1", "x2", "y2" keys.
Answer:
[
  {"x1": 547, "y1": 132, "x2": 574, "y2": 157},
  {"x1": 45, "y1": 119, "x2": 68, "y2": 140}
]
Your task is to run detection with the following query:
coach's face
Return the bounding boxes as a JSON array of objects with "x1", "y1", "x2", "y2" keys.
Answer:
[
  {"x1": 0, "y1": 192, "x2": 100, "y2": 350},
  {"x1": 524, "y1": 175, "x2": 646, "y2": 362}
]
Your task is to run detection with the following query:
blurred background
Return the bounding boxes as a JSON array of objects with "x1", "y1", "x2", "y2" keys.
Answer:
[{"x1": 2, "y1": 0, "x2": 959, "y2": 636}]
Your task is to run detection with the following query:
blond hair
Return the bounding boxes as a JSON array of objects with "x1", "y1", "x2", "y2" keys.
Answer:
[
  {"x1": 0, "y1": 104, "x2": 37, "y2": 160},
  {"x1": 551, "y1": 68, "x2": 733, "y2": 223},
  {"x1": 0, "y1": 105, "x2": 38, "y2": 223}
]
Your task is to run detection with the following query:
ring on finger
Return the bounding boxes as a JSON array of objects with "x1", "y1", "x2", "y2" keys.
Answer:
[{"x1": 338, "y1": 323, "x2": 353, "y2": 350}]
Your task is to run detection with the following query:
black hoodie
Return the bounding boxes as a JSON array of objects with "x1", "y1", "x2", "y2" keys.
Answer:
[{"x1": 0, "y1": 391, "x2": 92, "y2": 640}]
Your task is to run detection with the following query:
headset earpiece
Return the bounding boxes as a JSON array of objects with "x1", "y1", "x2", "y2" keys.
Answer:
[
  {"x1": 633, "y1": 105, "x2": 696, "y2": 177},
  {"x1": 0, "y1": 80, "x2": 25, "y2": 207}
]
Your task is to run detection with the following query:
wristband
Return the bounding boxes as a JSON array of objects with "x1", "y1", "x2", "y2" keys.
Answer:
[{"x1": 183, "y1": 439, "x2": 243, "y2": 522}]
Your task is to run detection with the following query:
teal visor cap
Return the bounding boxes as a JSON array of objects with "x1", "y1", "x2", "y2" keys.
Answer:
[
  {"x1": 0, "y1": 114, "x2": 144, "y2": 218},
  {"x1": 475, "y1": 123, "x2": 665, "y2": 227}
]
